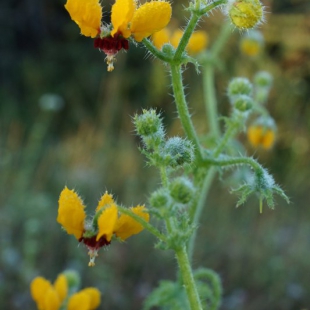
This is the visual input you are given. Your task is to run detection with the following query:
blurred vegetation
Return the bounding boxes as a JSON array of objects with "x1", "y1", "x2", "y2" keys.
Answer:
[{"x1": 0, "y1": 0, "x2": 309, "y2": 309}]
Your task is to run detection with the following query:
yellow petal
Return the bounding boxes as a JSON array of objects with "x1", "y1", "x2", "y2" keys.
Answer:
[
  {"x1": 111, "y1": 0, "x2": 136, "y2": 38},
  {"x1": 152, "y1": 28, "x2": 170, "y2": 50},
  {"x1": 247, "y1": 125, "x2": 263, "y2": 147},
  {"x1": 80, "y1": 288, "x2": 101, "y2": 309},
  {"x1": 57, "y1": 187, "x2": 86, "y2": 240},
  {"x1": 262, "y1": 129, "x2": 275, "y2": 149},
  {"x1": 30, "y1": 277, "x2": 52, "y2": 310},
  {"x1": 54, "y1": 274, "x2": 68, "y2": 304},
  {"x1": 115, "y1": 205, "x2": 149, "y2": 240},
  {"x1": 43, "y1": 287, "x2": 61, "y2": 310},
  {"x1": 96, "y1": 204, "x2": 118, "y2": 242},
  {"x1": 96, "y1": 191, "x2": 114, "y2": 212},
  {"x1": 130, "y1": 1, "x2": 172, "y2": 42},
  {"x1": 65, "y1": 0, "x2": 102, "y2": 38},
  {"x1": 67, "y1": 291, "x2": 90, "y2": 310},
  {"x1": 187, "y1": 31, "x2": 208, "y2": 55}
]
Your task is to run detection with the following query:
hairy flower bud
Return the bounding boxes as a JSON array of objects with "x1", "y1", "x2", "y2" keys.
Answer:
[
  {"x1": 162, "y1": 137, "x2": 194, "y2": 168},
  {"x1": 169, "y1": 177, "x2": 195, "y2": 204},
  {"x1": 226, "y1": 0, "x2": 264, "y2": 29},
  {"x1": 254, "y1": 71, "x2": 273, "y2": 89},
  {"x1": 233, "y1": 95, "x2": 253, "y2": 112},
  {"x1": 149, "y1": 188, "x2": 171, "y2": 209},
  {"x1": 228, "y1": 77, "x2": 253, "y2": 100},
  {"x1": 63, "y1": 270, "x2": 81, "y2": 290}
]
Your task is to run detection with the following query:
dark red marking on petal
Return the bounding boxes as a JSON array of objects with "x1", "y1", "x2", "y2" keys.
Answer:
[
  {"x1": 94, "y1": 35, "x2": 129, "y2": 56},
  {"x1": 80, "y1": 235, "x2": 111, "y2": 249}
]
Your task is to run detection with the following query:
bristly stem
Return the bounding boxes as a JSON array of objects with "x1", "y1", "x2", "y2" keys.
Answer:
[
  {"x1": 170, "y1": 63, "x2": 203, "y2": 162},
  {"x1": 175, "y1": 247, "x2": 203, "y2": 310}
]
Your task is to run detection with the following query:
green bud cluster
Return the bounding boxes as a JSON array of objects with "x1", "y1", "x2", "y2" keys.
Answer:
[
  {"x1": 134, "y1": 109, "x2": 195, "y2": 169},
  {"x1": 227, "y1": 77, "x2": 254, "y2": 113},
  {"x1": 134, "y1": 109, "x2": 165, "y2": 149}
]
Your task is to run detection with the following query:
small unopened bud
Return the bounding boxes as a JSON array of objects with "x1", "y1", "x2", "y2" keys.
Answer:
[
  {"x1": 163, "y1": 137, "x2": 194, "y2": 168},
  {"x1": 134, "y1": 109, "x2": 163, "y2": 136},
  {"x1": 254, "y1": 71, "x2": 273, "y2": 89},
  {"x1": 233, "y1": 95, "x2": 253, "y2": 112},
  {"x1": 162, "y1": 43, "x2": 176, "y2": 58},
  {"x1": 63, "y1": 270, "x2": 81, "y2": 290},
  {"x1": 169, "y1": 177, "x2": 195, "y2": 204},
  {"x1": 149, "y1": 188, "x2": 171, "y2": 209},
  {"x1": 226, "y1": 0, "x2": 264, "y2": 29},
  {"x1": 240, "y1": 30, "x2": 264, "y2": 57},
  {"x1": 228, "y1": 77, "x2": 253, "y2": 100}
]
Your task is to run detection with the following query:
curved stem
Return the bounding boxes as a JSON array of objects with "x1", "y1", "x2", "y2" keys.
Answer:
[
  {"x1": 142, "y1": 38, "x2": 171, "y2": 62},
  {"x1": 117, "y1": 206, "x2": 167, "y2": 242},
  {"x1": 170, "y1": 64, "x2": 203, "y2": 162}
]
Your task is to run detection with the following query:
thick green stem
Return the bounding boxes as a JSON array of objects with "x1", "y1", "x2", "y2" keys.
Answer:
[
  {"x1": 175, "y1": 247, "x2": 203, "y2": 310},
  {"x1": 170, "y1": 64, "x2": 203, "y2": 162}
]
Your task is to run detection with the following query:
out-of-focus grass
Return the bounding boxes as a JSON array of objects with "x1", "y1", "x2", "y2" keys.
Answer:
[{"x1": 0, "y1": 1, "x2": 309, "y2": 309}]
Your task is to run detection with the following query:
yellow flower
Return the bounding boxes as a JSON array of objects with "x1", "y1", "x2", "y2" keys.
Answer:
[
  {"x1": 227, "y1": 0, "x2": 264, "y2": 29},
  {"x1": 240, "y1": 30, "x2": 264, "y2": 57},
  {"x1": 65, "y1": 0, "x2": 102, "y2": 38},
  {"x1": 57, "y1": 187, "x2": 86, "y2": 240},
  {"x1": 153, "y1": 28, "x2": 208, "y2": 55},
  {"x1": 57, "y1": 187, "x2": 150, "y2": 266},
  {"x1": 111, "y1": 0, "x2": 172, "y2": 42},
  {"x1": 31, "y1": 273, "x2": 101, "y2": 310},
  {"x1": 247, "y1": 117, "x2": 276, "y2": 150},
  {"x1": 65, "y1": 0, "x2": 172, "y2": 70}
]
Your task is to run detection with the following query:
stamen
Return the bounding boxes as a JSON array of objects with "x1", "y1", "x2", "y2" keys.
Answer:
[{"x1": 88, "y1": 248, "x2": 99, "y2": 267}]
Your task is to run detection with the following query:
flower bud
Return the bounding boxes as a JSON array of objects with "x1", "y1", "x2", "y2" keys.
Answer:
[
  {"x1": 254, "y1": 71, "x2": 273, "y2": 89},
  {"x1": 134, "y1": 109, "x2": 163, "y2": 136},
  {"x1": 228, "y1": 77, "x2": 253, "y2": 100},
  {"x1": 233, "y1": 95, "x2": 253, "y2": 112},
  {"x1": 247, "y1": 116, "x2": 276, "y2": 150},
  {"x1": 149, "y1": 188, "x2": 171, "y2": 209},
  {"x1": 240, "y1": 30, "x2": 264, "y2": 57},
  {"x1": 162, "y1": 137, "x2": 194, "y2": 168},
  {"x1": 63, "y1": 270, "x2": 81, "y2": 290},
  {"x1": 226, "y1": 0, "x2": 264, "y2": 29},
  {"x1": 169, "y1": 177, "x2": 195, "y2": 204}
]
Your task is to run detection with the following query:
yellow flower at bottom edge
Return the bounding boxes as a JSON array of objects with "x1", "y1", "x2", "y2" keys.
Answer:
[
  {"x1": 30, "y1": 274, "x2": 67, "y2": 310},
  {"x1": 65, "y1": 0, "x2": 102, "y2": 38},
  {"x1": 31, "y1": 273, "x2": 101, "y2": 310},
  {"x1": 247, "y1": 125, "x2": 276, "y2": 150}
]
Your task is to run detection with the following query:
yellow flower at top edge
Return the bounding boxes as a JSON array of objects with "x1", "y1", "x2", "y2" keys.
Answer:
[
  {"x1": 57, "y1": 187, "x2": 150, "y2": 266},
  {"x1": 64, "y1": 0, "x2": 172, "y2": 70},
  {"x1": 30, "y1": 272, "x2": 101, "y2": 310},
  {"x1": 65, "y1": 0, "x2": 102, "y2": 38}
]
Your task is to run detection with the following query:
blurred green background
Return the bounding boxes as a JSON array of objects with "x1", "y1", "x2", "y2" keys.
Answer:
[{"x1": 1, "y1": 0, "x2": 310, "y2": 309}]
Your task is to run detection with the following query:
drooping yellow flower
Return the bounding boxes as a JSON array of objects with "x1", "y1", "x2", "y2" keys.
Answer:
[
  {"x1": 31, "y1": 272, "x2": 101, "y2": 310},
  {"x1": 57, "y1": 187, "x2": 150, "y2": 266},
  {"x1": 57, "y1": 187, "x2": 86, "y2": 240},
  {"x1": 247, "y1": 125, "x2": 275, "y2": 149},
  {"x1": 65, "y1": 0, "x2": 102, "y2": 38}
]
